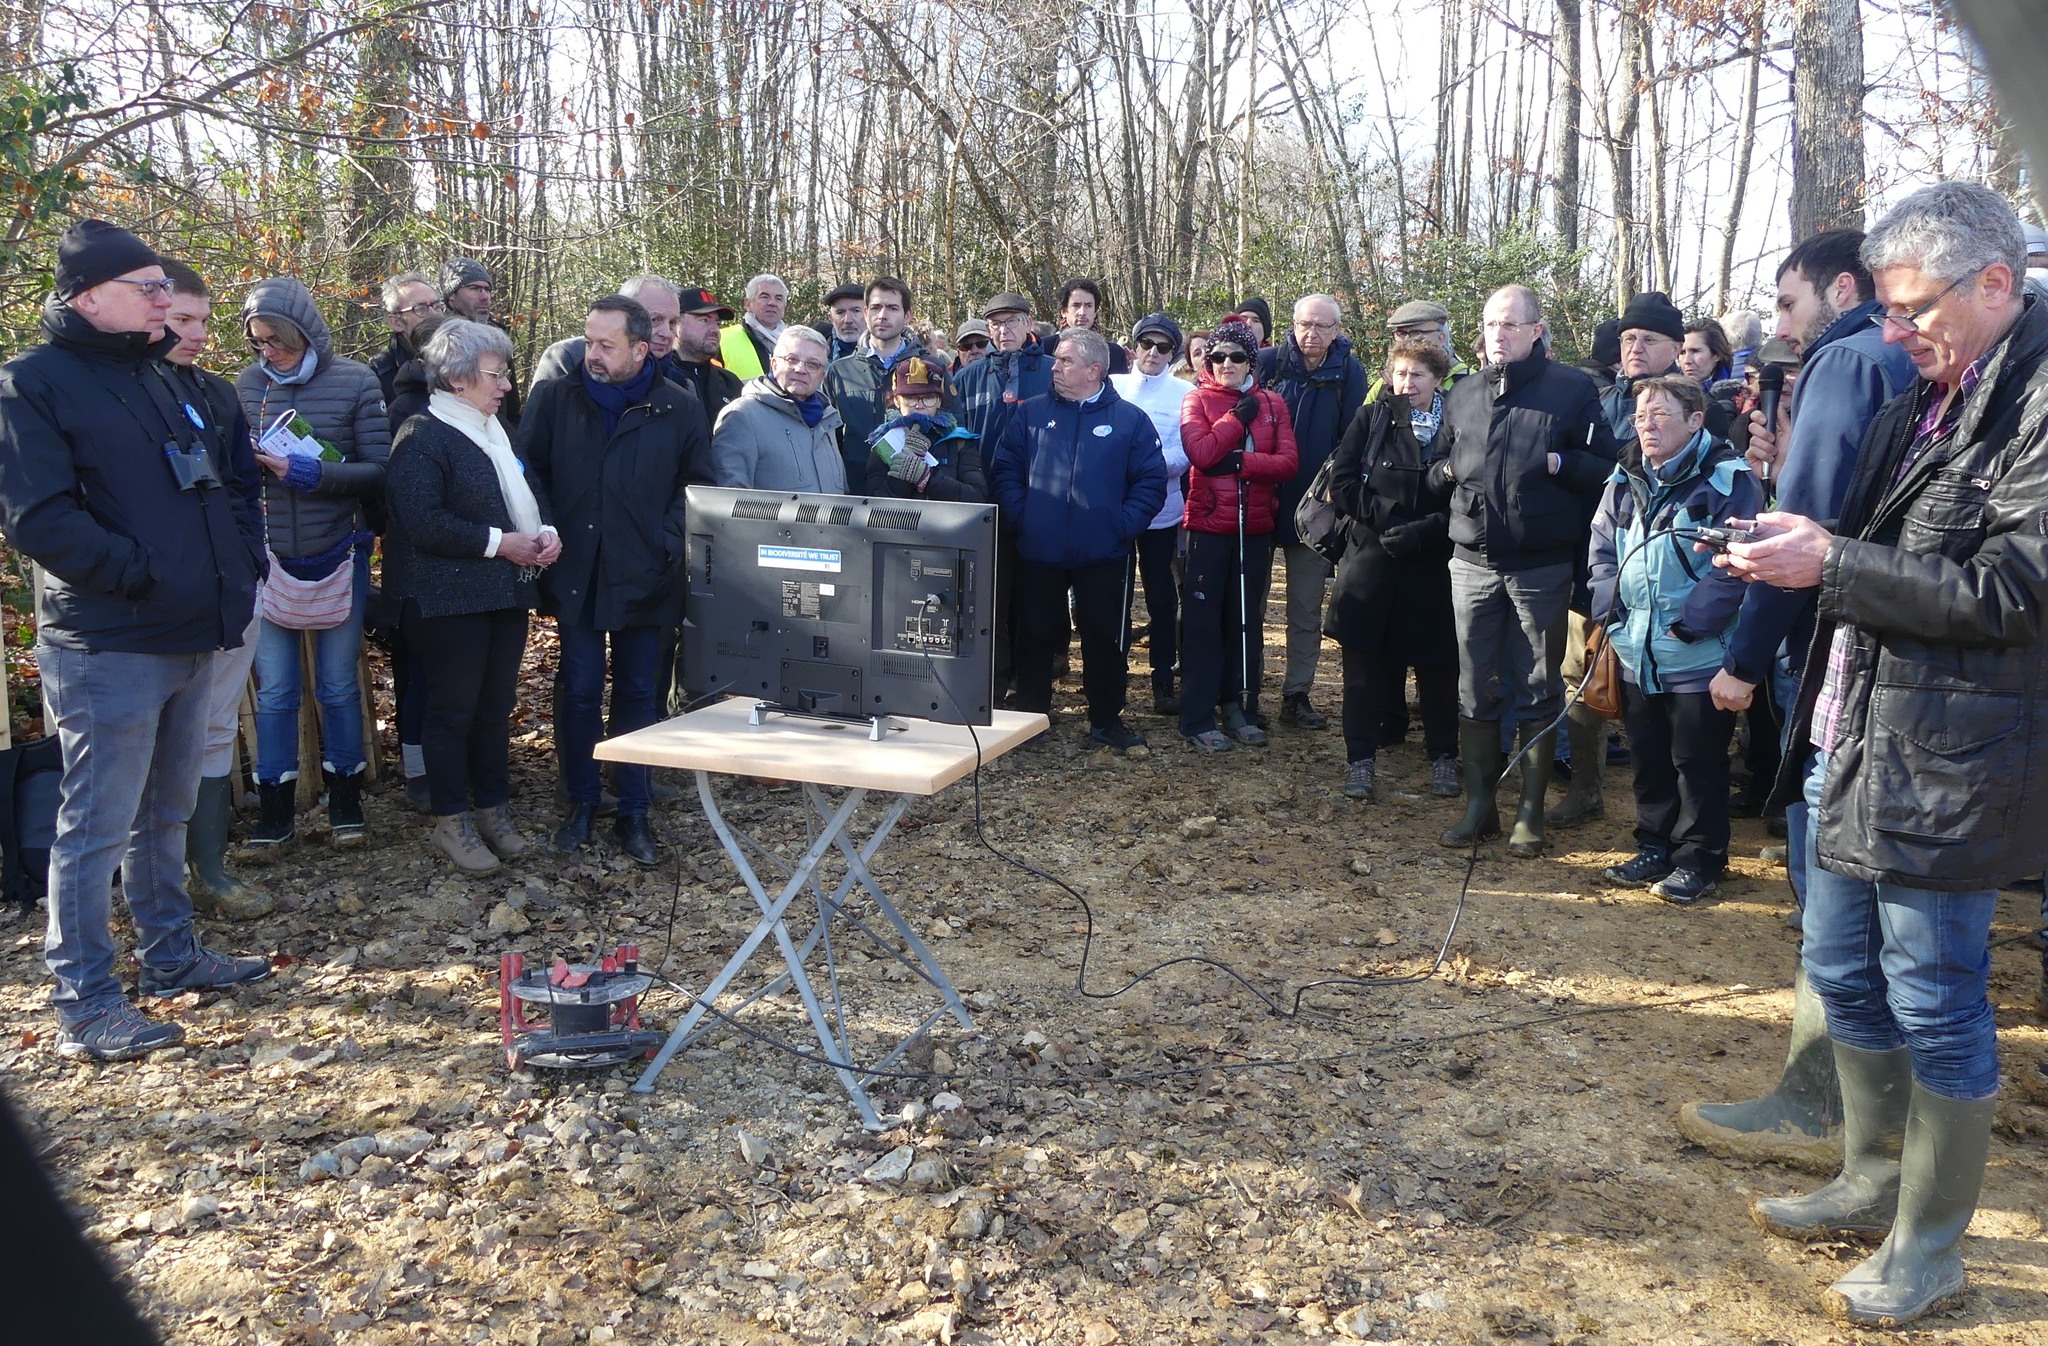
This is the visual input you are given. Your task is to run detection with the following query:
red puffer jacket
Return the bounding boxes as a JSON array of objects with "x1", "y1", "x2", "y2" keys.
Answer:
[{"x1": 1179, "y1": 371, "x2": 1300, "y2": 535}]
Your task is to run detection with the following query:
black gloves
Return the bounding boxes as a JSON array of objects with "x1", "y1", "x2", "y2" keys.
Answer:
[
  {"x1": 1200, "y1": 449, "x2": 1244, "y2": 477},
  {"x1": 1231, "y1": 393, "x2": 1260, "y2": 427},
  {"x1": 1377, "y1": 522, "x2": 1421, "y2": 558}
]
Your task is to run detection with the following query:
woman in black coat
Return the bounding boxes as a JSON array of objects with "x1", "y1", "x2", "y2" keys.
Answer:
[
  {"x1": 1324, "y1": 337, "x2": 1459, "y2": 801},
  {"x1": 385, "y1": 319, "x2": 560, "y2": 875}
]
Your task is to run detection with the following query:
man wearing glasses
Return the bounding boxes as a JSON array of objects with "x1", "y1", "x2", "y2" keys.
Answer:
[
  {"x1": 1599, "y1": 291, "x2": 1731, "y2": 447},
  {"x1": 370, "y1": 270, "x2": 444, "y2": 406},
  {"x1": 1716, "y1": 182, "x2": 2046, "y2": 1327},
  {"x1": 0, "y1": 221, "x2": 269, "y2": 1060},
  {"x1": 710, "y1": 326, "x2": 846, "y2": 493},
  {"x1": 1429, "y1": 284, "x2": 1617, "y2": 857},
  {"x1": 1258, "y1": 293, "x2": 1368, "y2": 731}
]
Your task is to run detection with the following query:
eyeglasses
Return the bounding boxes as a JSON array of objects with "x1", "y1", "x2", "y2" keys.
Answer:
[
  {"x1": 392, "y1": 299, "x2": 445, "y2": 318},
  {"x1": 1207, "y1": 350, "x2": 1251, "y2": 366},
  {"x1": 1870, "y1": 270, "x2": 1980, "y2": 335},
  {"x1": 248, "y1": 333, "x2": 299, "y2": 353},
  {"x1": 1620, "y1": 332, "x2": 1676, "y2": 348},
  {"x1": 774, "y1": 355, "x2": 827, "y2": 373},
  {"x1": 1631, "y1": 407, "x2": 1686, "y2": 427},
  {"x1": 1293, "y1": 320, "x2": 1337, "y2": 335},
  {"x1": 107, "y1": 277, "x2": 175, "y2": 299},
  {"x1": 1136, "y1": 337, "x2": 1175, "y2": 354},
  {"x1": 1483, "y1": 320, "x2": 1535, "y2": 333},
  {"x1": 985, "y1": 312, "x2": 1029, "y2": 327},
  {"x1": 474, "y1": 365, "x2": 512, "y2": 383}
]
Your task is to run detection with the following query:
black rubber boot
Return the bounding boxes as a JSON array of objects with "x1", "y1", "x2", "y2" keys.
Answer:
[
  {"x1": 1822, "y1": 1083, "x2": 1996, "y2": 1326},
  {"x1": 1546, "y1": 703, "x2": 1606, "y2": 827},
  {"x1": 325, "y1": 768, "x2": 366, "y2": 847},
  {"x1": 1752, "y1": 1043, "x2": 1911, "y2": 1242},
  {"x1": 1440, "y1": 718, "x2": 1502, "y2": 846},
  {"x1": 1506, "y1": 721, "x2": 1555, "y2": 858},
  {"x1": 186, "y1": 777, "x2": 273, "y2": 920},
  {"x1": 242, "y1": 781, "x2": 297, "y2": 859},
  {"x1": 1679, "y1": 968, "x2": 1844, "y2": 1173}
]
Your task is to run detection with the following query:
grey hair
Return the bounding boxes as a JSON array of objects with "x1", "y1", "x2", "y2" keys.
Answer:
[
  {"x1": 1491, "y1": 284, "x2": 1544, "y2": 324},
  {"x1": 1294, "y1": 293, "x2": 1343, "y2": 324},
  {"x1": 1717, "y1": 309, "x2": 1762, "y2": 351},
  {"x1": 1862, "y1": 181, "x2": 2027, "y2": 283},
  {"x1": 773, "y1": 325, "x2": 830, "y2": 362},
  {"x1": 619, "y1": 273, "x2": 679, "y2": 304},
  {"x1": 1058, "y1": 327, "x2": 1110, "y2": 372},
  {"x1": 745, "y1": 273, "x2": 788, "y2": 301},
  {"x1": 380, "y1": 270, "x2": 436, "y2": 312},
  {"x1": 421, "y1": 318, "x2": 514, "y2": 391}
]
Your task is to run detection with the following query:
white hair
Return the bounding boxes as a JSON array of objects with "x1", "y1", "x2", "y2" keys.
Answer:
[
  {"x1": 745, "y1": 273, "x2": 788, "y2": 301},
  {"x1": 619, "y1": 273, "x2": 679, "y2": 304},
  {"x1": 380, "y1": 270, "x2": 436, "y2": 311},
  {"x1": 774, "y1": 325, "x2": 830, "y2": 361},
  {"x1": 1294, "y1": 293, "x2": 1343, "y2": 323}
]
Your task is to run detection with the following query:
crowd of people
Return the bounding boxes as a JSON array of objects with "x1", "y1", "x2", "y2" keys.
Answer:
[{"x1": 3, "y1": 183, "x2": 2048, "y2": 1327}]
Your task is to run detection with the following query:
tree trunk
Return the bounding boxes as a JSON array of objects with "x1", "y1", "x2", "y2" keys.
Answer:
[
  {"x1": 1552, "y1": 0, "x2": 1581, "y2": 254},
  {"x1": 1790, "y1": 0, "x2": 1866, "y2": 238},
  {"x1": 1716, "y1": 10, "x2": 1763, "y2": 309}
]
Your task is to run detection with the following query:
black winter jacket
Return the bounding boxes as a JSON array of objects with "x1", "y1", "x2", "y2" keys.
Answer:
[
  {"x1": 384, "y1": 411, "x2": 548, "y2": 620},
  {"x1": 1258, "y1": 335, "x2": 1369, "y2": 547},
  {"x1": 1323, "y1": 393, "x2": 1455, "y2": 659},
  {"x1": 0, "y1": 302, "x2": 260, "y2": 653},
  {"x1": 520, "y1": 370, "x2": 712, "y2": 630},
  {"x1": 1428, "y1": 350, "x2": 1617, "y2": 571},
  {"x1": 1781, "y1": 295, "x2": 2048, "y2": 890}
]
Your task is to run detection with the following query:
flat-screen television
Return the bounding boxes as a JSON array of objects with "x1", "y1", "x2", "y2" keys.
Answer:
[{"x1": 681, "y1": 488, "x2": 998, "y2": 728}]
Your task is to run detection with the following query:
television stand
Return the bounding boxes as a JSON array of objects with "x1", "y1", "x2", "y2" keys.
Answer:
[{"x1": 748, "y1": 700, "x2": 907, "y2": 742}]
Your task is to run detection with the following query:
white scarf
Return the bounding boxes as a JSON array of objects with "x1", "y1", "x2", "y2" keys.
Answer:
[
  {"x1": 428, "y1": 390, "x2": 544, "y2": 537},
  {"x1": 744, "y1": 312, "x2": 787, "y2": 347}
]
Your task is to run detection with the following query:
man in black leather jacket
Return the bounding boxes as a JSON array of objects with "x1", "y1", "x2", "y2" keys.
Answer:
[{"x1": 1722, "y1": 182, "x2": 2047, "y2": 1329}]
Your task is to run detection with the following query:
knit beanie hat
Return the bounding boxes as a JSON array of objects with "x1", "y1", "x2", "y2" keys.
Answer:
[
  {"x1": 1232, "y1": 296, "x2": 1274, "y2": 336},
  {"x1": 1617, "y1": 291, "x2": 1685, "y2": 342},
  {"x1": 55, "y1": 220, "x2": 160, "y2": 300},
  {"x1": 439, "y1": 256, "x2": 491, "y2": 298},
  {"x1": 1208, "y1": 319, "x2": 1260, "y2": 360},
  {"x1": 1590, "y1": 319, "x2": 1622, "y2": 367}
]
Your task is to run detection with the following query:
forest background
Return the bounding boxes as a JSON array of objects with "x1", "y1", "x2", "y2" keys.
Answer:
[{"x1": 0, "y1": 1, "x2": 2028, "y2": 374}]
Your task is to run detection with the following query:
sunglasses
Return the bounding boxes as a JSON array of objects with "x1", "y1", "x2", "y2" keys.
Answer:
[
  {"x1": 1207, "y1": 349, "x2": 1251, "y2": 366},
  {"x1": 958, "y1": 339, "x2": 990, "y2": 351},
  {"x1": 1136, "y1": 337, "x2": 1176, "y2": 354}
]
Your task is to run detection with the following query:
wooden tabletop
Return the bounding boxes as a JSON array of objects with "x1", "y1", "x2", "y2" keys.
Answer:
[{"x1": 592, "y1": 698, "x2": 1049, "y2": 796}]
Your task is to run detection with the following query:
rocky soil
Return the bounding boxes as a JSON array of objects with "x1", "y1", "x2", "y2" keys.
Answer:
[{"x1": 3, "y1": 626, "x2": 2045, "y2": 1346}]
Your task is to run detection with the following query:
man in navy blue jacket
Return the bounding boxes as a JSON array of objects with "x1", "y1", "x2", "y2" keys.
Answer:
[
  {"x1": 1680, "y1": 228, "x2": 1916, "y2": 1175},
  {"x1": 989, "y1": 328, "x2": 1166, "y2": 751}
]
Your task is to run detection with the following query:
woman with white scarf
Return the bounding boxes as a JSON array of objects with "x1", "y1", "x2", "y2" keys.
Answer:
[{"x1": 384, "y1": 320, "x2": 560, "y2": 873}]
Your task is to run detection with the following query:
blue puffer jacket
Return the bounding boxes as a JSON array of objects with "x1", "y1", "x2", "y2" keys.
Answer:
[
  {"x1": 1587, "y1": 430, "x2": 1763, "y2": 694},
  {"x1": 988, "y1": 383, "x2": 1167, "y2": 568}
]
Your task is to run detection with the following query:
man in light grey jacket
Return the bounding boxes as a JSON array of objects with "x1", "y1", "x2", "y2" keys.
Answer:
[{"x1": 711, "y1": 327, "x2": 848, "y2": 492}]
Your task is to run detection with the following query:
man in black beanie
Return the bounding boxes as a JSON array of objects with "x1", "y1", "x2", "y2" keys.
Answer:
[
  {"x1": 0, "y1": 220, "x2": 269, "y2": 1060},
  {"x1": 440, "y1": 255, "x2": 522, "y2": 424},
  {"x1": 1601, "y1": 291, "x2": 1729, "y2": 446}
]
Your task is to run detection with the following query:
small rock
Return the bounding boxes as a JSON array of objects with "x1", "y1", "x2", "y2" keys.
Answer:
[
  {"x1": 950, "y1": 1203, "x2": 988, "y2": 1239},
  {"x1": 736, "y1": 1131, "x2": 771, "y2": 1167},
  {"x1": 904, "y1": 1157, "x2": 949, "y2": 1191},
  {"x1": 1461, "y1": 1113, "x2": 1504, "y2": 1139},
  {"x1": 1179, "y1": 815, "x2": 1218, "y2": 838},
  {"x1": 335, "y1": 892, "x2": 365, "y2": 916},
  {"x1": 893, "y1": 1304, "x2": 957, "y2": 1343},
  {"x1": 375, "y1": 1126, "x2": 435, "y2": 1160},
  {"x1": 335, "y1": 1136, "x2": 379, "y2": 1163},
  {"x1": 360, "y1": 938, "x2": 404, "y2": 967},
  {"x1": 1415, "y1": 1290, "x2": 1447, "y2": 1311},
  {"x1": 1082, "y1": 1321, "x2": 1121, "y2": 1346},
  {"x1": 1374, "y1": 927, "x2": 1400, "y2": 947},
  {"x1": 931, "y1": 1092, "x2": 964, "y2": 1113},
  {"x1": 1108, "y1": 1208, "x2": 1149, "y2": 1245},
  {"x1": 632, "y1": 1264, "x2": 665, "y2": 1294},
  {"x1": 179, "y1": 1194, "x2": 220, "y2": 1225},
  {"x1": 900, "y1": 1100, "x2": 928, "y2": 1125},
  {"x1": 741, "y1": 1260, "x2": 780, "y2": 1279},
  {"x1": 1019, "y1": 1030, "x2": 1049, "y2": 1052},
  {"x1": 299, "y1": 1152, "x2": 341, "y2": 1183},
  {"x1": 1335, "y1": 1304, "x2": 1374, "y2": 1339},
  {"x1": 486, "y1": 902, "x2": 530, "y2": 936},
  {"x1": 860, "y1": 1146, "x2": 915, "y2": 1183},
  {"x1": 1350, "y1": 857, "x2": 1373, "y2": 876}
]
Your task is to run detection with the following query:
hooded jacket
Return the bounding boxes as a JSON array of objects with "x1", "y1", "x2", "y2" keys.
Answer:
[
  {"x1": 1587, "y1": 431, "x2": 1762, "y2": 694},
  {"x1": 0, "y1": 300, "x2": 260, "y2": 653},
  {"x1": 1720, "y1": 300, "x2": 1918, "y2": 685},
  {"x1": 234, "y1": 277, "x2": 389, "y2": 562},
  {"x1": 1781, "y1": 294, "x2": 2048, "y2": 889},
  {"x1": 1428, "y1": 349, "x2": 1617, "y2": 572},
  {"x1": 1108, "y1": 366, "x2": 1193, "y2": 530},
  {"x1": 710, "y1": 377, "x2": 848, "y2": 493},
  {"x1": 1257, "y1": 333, "x2": 1369, "y2": 546},
  {"x1": 1180, "y1": 369, "x2": 1300, "y2": 536},
  {"x1": 989, "y1": 381, "x2": 1166, "y2": 568}
]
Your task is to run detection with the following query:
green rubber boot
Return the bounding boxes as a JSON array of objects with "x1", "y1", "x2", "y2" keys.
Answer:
[
  {"x1": 1751, "y1": 1043, "x2": 1911, "y2": 1242},
  {"x1": 1546, "y1": 703, "x2": 1606, "y2": 827},
  {"x1": 1439, "y1": 718, "x2": 1501, "y2": 847},
  {"x1": 186, "y1": 776, "x2": 274, "y2": 921},
  {"x1": 1506, "y1": 721, "x2": 1555, "y2": 858},
  {"x1": 1822, "y1": 1083, "x2": 1995, "y2": 1327},
  {"x1": 1678, "y1": 968, "x2": 1843, "y2": 1173}
]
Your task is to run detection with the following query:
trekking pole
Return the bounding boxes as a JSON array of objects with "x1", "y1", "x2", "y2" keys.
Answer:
[{"x1": 1236, "y1": 426, "x2": 1252, "y2": 702}]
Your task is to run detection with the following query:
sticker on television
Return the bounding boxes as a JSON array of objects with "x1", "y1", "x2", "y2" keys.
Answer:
[{"x1": 757, "y1": 545, "x2": 843, "y2": 574}]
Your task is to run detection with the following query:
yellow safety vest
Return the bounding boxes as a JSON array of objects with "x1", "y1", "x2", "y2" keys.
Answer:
[{"x1": 720, "y1": 324, "x2": 766, "y2": 380}]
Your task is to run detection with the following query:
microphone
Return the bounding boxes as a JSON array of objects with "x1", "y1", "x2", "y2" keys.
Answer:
[{"x1": 1755, "y1": 363, "x2": 1785, "y2": 483}]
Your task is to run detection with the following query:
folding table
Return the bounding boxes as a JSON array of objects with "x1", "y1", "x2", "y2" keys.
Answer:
[{"x1": 593, "y1": 698, "x2": 1047, "y2": 1128}]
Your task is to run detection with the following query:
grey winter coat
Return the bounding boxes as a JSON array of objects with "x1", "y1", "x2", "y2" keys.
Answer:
[
  {"x1": 711, "y1": 378, "x2": 848, "y2": 493},
  {"x1": 235, "y1": 277, "x2": 390, "y2": 561}
]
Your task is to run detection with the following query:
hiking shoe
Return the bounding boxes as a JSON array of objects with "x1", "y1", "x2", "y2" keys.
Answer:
[
  {"x1": 1088, "y1": 721, "x2": 1147, "y2": 753},
  {"x1": 56, "y1": 1003, "x2": 186, "y2": 1061},
  {"x1": 1280, "y1": 693, "x2": 1328, "y2": 729},
  {"x1": 1220, "y1": 704, "x2": 1268, "y2": 747},
  {"x1": 1183, "y1": 729, "x2": 1232, "y2": 752},
  {"x1": 471, "y1": 803, "x2": 529, "y2": 860},
  {"x1": 1343, "y1": 758, "x2": 1376, "y2": 800},
  {"x1": 1652, "y1": 868, "x2": 1720, "y2": 905},
  {"x1": 139, "y1": 946, "x2": 272, "y2": 998},
  {"x1": 325, "y1": 768, "x2": 366, "y2": 847},
  {"x1": 1430, "y1": 757, "x2": 1461, "y2": 797},
  {"x1": 1602, "y1": 849, "x2": 1675, "y2": 887},
  {"x1": 435, "y1": 813, "x2": 503, "y2": 873}
]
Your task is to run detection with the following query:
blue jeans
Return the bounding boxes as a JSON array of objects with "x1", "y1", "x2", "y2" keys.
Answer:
[
  {"x1": 556, "y1": 619, "x2": 664, "y2": 816},
  {"x1": 1772, "y1": 652, "x2": 1809, "y2": 907},
  {"x1": 254, "y1": 547, "x2": 368, "y2": 783},
  {"x1": 1800, "y1": 750, "x2": 1999, "y2": 1100},
  {"x1": 40, "y1": 645, "x2": 210, "y2": 1023}
]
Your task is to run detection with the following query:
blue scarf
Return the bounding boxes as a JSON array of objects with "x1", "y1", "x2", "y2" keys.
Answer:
[
  {"x1": 775, "y1": 382, "x2": 828, "y2": 427},
  {"x1": 866, "y1": 410, "x2": 958, "y2": 448},
  {"x1": 581, "y1": 356, "x2": 659, "y2": 436}
]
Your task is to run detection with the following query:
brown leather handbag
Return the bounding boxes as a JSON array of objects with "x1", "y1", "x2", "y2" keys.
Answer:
[{"x1": 1579, "y1": 622, "x2": 1625, "y2": 720}]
